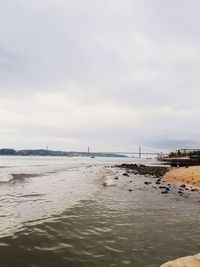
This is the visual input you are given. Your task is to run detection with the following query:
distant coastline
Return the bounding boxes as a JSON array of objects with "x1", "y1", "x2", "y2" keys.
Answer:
[{"x1": 0, "y1": 148, "x2": 127, "y2": 158}]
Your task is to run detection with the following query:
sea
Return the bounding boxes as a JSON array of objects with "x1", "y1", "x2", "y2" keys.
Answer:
[{"x1": 0, "y1": 156, "x2": 199, "y2": 267}]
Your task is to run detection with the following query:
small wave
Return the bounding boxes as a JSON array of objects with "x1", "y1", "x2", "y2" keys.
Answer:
[
  {"x1": 0, "y1": 173, "x2": 13, "y2": 183},
  {"x1": 0, "y1": 173, "x2": 40, "y2": 183},
  {"x1": 102, "y1": 176, "x2": 116, "y2": 186},
  {"x1": 18, "y1": 193, "x2": 45, "y2": 198},
  {"x1": 11, "y1": 173, "x2": 39, "y2": 180}
]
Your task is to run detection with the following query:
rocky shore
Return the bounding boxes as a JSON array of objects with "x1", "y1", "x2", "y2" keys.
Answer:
[
  {"x1": 116, "y1": 163, "x2": 200, "y2": 267},
  {"x1": 116, "y1": 163, "x2": 200, "y2": 195},
  {"x1": 116, "y1": 163, "x2": 169, "y2": 178}
]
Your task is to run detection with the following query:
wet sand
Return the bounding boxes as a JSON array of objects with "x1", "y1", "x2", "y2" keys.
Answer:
[{"x1": 164, "y1": 166, "x2": 200, "y2": 187}]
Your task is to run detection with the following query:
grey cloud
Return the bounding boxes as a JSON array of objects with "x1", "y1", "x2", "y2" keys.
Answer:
[{"x1": 0, "y1": 0, "x2": 200, "y2": 151}]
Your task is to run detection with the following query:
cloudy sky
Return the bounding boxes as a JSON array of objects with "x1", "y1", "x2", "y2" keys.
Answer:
[{"x1": 0, "y1": 0, "x2": 200, "y2": 152}]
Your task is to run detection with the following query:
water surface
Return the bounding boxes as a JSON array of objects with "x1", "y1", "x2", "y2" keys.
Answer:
[{"x1": 0, "y1": 156, "x2": 199, "y2": 267}]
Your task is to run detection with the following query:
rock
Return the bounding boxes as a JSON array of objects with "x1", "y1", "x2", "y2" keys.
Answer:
[
  {"x1": 144, "y1": 181, "x2": 151, "y2": 185},
  {"x1": 123, "y1": 173, "x2": 129, "y2": 177},
  {"x1": 160, "y1": 187, "x2": 170, "y2": 191},
  {"x1": 161, "y1": 190, "x2": 168, "y2": 194},
  {"x1": 116, "y1": 164, "x2": 169, "y2": 178},
  {"x1": 114, "y1": 177, "x2": 118, "y2": 180},
  {"x1": 159, "y1": 186, "x2": 167, "y2": 189},
  {"x1": 128, "y1": 189, "x2": 133, "y2": 192},
  {"x1": 159, "y1": 186, "x2": 170, "y2": 191},
  {"x1": 160, "y1": 253, "x2": 200, "y2": 267},
  {"x1": 178, "y1": 190, "x2": 183, "y2": 194},
  {"x1": 180, "y1": 184, "x2": 186, "y2": 188},
  {"x1": 191, "y1": 188, "x2": 199, "y2": 192}
]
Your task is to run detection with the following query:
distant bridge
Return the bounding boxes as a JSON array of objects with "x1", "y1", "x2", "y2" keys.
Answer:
[{"x1": 102, "y1": 147, "x2": 168, "y2": 158}]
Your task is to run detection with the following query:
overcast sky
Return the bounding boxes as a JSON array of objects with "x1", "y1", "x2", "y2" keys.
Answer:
[{"x1": 0, "y1": 0, "x2": 200, "y2": 152}]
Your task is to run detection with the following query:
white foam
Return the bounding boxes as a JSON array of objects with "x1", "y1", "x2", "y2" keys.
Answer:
[
  {"x1": 0, "y1": 173, "x2": 13, "y2": 182},
  {"x1": 102, "y1": 175, "x2": 116, "y2": 186}
]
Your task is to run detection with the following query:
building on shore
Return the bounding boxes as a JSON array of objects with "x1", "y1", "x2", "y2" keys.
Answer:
[{"x1": 177, "y1": 148, "x2": 200, "y2": 154}]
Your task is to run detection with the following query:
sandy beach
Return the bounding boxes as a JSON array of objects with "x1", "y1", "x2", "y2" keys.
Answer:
[{"x1": 164, "y1": 166, "x2": 200, "y2": 187}]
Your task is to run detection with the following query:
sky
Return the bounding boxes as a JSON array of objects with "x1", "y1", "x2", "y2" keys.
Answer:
[{"x1": 0, "y1": 0, "x2": 200, "y2": 152}]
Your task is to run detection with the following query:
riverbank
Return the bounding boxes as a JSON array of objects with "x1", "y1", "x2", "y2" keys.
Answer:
[
  {"x1": 117, "y1": 163, "x2": 200, "y2": 191},
  {"x1": 116, "y1": 163, "x2": 200, "y2": 267},
  {"x1": 115, "y1": 163, "x2": 169, "y2": 177}
]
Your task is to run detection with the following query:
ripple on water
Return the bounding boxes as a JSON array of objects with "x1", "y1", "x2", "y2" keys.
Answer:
[{"x1": 0, "y1": 161, "x2": 199, "y2": 267}]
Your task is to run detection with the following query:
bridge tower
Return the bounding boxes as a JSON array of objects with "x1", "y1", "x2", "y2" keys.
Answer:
[{"x1": 139, "y1": 146, "x2": 141, "y2": 158}]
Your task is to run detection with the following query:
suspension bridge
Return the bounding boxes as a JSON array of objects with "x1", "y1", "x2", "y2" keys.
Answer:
[
  {"x1": 110, "y1": 147, "x2": 168, "y2": 158},
  {"x1": 88, "y1": 146, "x2": 169, "y2": 158}
]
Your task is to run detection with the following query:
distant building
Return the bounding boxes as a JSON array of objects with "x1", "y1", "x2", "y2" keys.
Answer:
[{"x1": 177, "y1": 149, "x2": 200, "y2": 154}]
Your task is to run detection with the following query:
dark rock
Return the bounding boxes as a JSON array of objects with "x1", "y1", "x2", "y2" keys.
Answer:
[
  {"x1": 128, "y1": 189, "x2": 133, "y2": 192},
  {"x1": 159, "y1": 186, "x2": 166, "y2": 189},
  {"x1": 191, "y1": 188, "x2": 198, "y2": 192},
  {"x1": 116, "y1": 164, "x2": 169, "y2": 178},
  {"x1": 161, "y1": 190, "x2": 168, "y2": 194},
  {"x1": 180, "y1": 184, "x2": 186, "y2": 188},
  {"x1": 123, "y1": 173, "x2": 129, "y2": 177}
]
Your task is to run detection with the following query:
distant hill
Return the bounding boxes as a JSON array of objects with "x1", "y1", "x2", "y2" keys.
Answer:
[{"x1": 0, "y1": 149, "x2": 126, "y2": 158}]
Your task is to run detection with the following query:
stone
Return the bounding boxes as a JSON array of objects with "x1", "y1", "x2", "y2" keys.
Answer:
[
  {"x1": 144, "y1": 181, "x2": 151, "y2": 185},
  {"x1": 160, "y1": 253, "x2": 200, "y2": 267},
  {"x1": 159, "y1": 186, "x2": 167, "y2": 189},
  {"x1": 161, "y1": 190, "x2": 168, "y2": 194}
]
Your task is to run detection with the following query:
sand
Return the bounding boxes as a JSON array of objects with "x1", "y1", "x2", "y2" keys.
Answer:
[
  {"x1": 160, "y1": 253, "x2": 200, "y2": 267},
  {"x1": 164, "y1": 166, "x2": 200, "y2": 187}
]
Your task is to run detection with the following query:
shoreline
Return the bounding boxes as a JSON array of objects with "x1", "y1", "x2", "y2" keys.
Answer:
[
  {"x1": 164, "y1": 166, "x2": 200, "y2": 188},
  {"x1": 116, "y1": 163, "x2": 200, "y2": 267},
  {"x1": 115, "y1": 163, "x2": 169, "y2": 177},
  {"x1": 117, "y1": 163, "x2": 200, "y2": 191}
]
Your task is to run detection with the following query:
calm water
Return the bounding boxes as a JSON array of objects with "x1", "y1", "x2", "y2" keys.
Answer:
[{"x1": 0, "y1": 156, "x2": 199, "y2": 267}]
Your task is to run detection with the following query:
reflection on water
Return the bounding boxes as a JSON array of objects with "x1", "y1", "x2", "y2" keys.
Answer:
[{"x1": 0, "y1": 156, "x2": 199, "y2": 267}]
